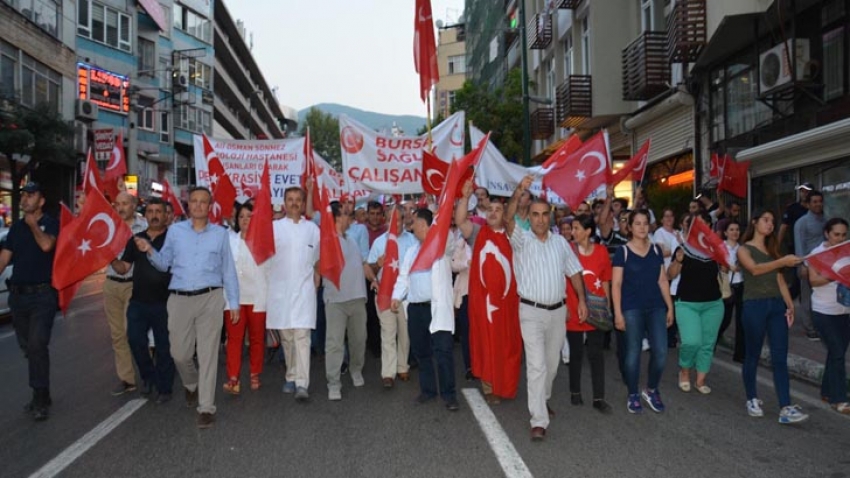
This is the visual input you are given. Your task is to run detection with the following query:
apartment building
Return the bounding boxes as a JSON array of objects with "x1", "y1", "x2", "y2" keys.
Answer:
[{"x1": 435, "y1": 22, "x2": 467, "y2": 119}]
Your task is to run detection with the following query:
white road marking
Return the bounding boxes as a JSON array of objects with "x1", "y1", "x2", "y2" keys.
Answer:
[
  {"x1": 712, "y1": 357, "x2": 850, "y2": 421},
  {"x1": 462, "y1": 388, "x2": 534, "y2": 478},
  {"x1": 0, "y1": 330, "x2": 15, "y2": 340},
  {"x1": 28, "y1": 399, "x2": 148, "y2": 478}
]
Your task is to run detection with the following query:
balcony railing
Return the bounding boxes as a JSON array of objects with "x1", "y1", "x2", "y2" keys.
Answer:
[
  {"x1": 556, "y1": 75, "x2": 592, "y2": 128},
  {"x1": 527, "y1": 13, "x2": 552, "y2": 50},
  {"x1": 667, "y1": 0, "x2": 707, "y2": 63},
  {"x1": 557, "y1": 0, "x2": 581, "y2": 8},
  {"x1": 622, "y1": 31, "x2": 671, "y2": 101},
  {"x1": 530, "y1": 107, "x2": 555, "y2": 140}
]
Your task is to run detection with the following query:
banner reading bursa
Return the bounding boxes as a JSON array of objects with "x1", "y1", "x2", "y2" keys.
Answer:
[
  {"x1": 340, "y1": 111, "x2": 465, "y2": 195},
  {"x1": 193, "y1": 136, "x2": 370, "y2": 204}
]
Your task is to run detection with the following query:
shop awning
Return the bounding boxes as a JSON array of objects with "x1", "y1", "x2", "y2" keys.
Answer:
[
  {"x1": 692, "y1": 13, "x2": 762, "y2": 72},
  {"x1": 138, "y1": 0, "x2": 168, "y2": 32}
]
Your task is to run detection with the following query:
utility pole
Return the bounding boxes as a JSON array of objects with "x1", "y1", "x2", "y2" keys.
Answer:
[
  {"x1": 127, "y1": 88, "x2": 139, "y2": 175},
  {"x1": 519, "y1": 0, "x2": 531, "y2": 166}
]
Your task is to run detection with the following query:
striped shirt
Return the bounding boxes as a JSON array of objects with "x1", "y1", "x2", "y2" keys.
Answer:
[{"x1": 510, "y1": 227, "x2": 582, "y2": 304}]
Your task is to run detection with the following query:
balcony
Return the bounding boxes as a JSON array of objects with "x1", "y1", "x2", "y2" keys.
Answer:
[
  {"x1": 556, "y1": 75, "x2": 592, "y2": 128},
  {"x1": 667, "y1": 0, "x2": 707, "y2": 63},
  {"x1": 557, "y1": 0, "x2": 581, "y2": 8},
  {"x1": 530, "y1": 107, "x2": 555, "y2": 140},
  {"x1": 527, "y1": 13, "x2": 552, "y2": 50},
  {"x1": 622, "y1": 31, "x2": 671, "y2": 101}
]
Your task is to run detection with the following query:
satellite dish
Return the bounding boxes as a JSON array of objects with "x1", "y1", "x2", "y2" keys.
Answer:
[{"x1": 436, "y1": 19, "x2": 444, "y2": 28}]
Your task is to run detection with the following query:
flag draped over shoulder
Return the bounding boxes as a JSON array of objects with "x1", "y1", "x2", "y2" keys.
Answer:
[{"x1": 376, "y1": 204, "x2": 401, "y2": 312}]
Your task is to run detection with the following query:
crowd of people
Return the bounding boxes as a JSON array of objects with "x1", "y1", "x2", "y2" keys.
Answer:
[{"x1": 3, "y1": 177, "x2": 848, "y2": 439}]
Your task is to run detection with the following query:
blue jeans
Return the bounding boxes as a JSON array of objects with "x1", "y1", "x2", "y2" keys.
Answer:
[
  {"x1": 11, "y1": 288, "x2": 58, "y2": 391},
  {"x1": 127, "y1": 300, "x2": 175, "y2": 394},
  {"x1": 812, "y1": 310, "x2": 850, "y2": 404},
  {"x1": 741, "y1": 297, "x2": 791, "y2": 407},
  {"x1": 622, "y1": 307, "x2": 668, "y2": 395},
  {"x1": 408, "y1": 303, "x2": 456, "y2": 402}
]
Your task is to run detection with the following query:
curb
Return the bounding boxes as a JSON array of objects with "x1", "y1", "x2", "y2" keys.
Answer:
[{"x1": 716, "y1": 339, "x2": 823, "y2": 386}]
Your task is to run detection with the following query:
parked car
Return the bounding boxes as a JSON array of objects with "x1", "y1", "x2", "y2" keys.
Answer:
[{"x1": 0, "y1": 228, "x2": 11, "y2": 319}]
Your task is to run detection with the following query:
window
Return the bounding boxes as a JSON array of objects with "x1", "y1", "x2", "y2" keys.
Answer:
[
  {"x1": 173, "y1": 5, "x2": 212, "y2": 43},
  {"x1": 563, "y1": 35, "x2": 573, "y2": 76},
  {"x1": 78, "y1": 1, "x2": 132, "y2": 52},
  {"x1": 710, "y1": 69, "x2": 725, "y2": 142},
  {"x1": 137, "y1": 96, "x2": 155, "y2": 131},
  {"x1": 447, "y1": 55, "x2": 466, "y2": 75},
  {"x1": 17, "y1": 52, "x2": 61, "y2": 108},
  {"x1": 158, "y1": 3, "x2": 171, "y2": 37},
  {"x1": 447, "y1": 91, "x2": 456, "y2": 110},
  {"x1": 158, "y1": 56, "x2": 170, "y2": 90},
  {"x1": 724, "y1": 63, "x2": 772, "y2": 138},
  {"x1": 138, "y1": 38, "x2": 156, "y2": 75},
  {"x1": 160, "y1": 111, "x2": 169, "y2": 143},
  {"x1": 581, "y1": 17, "x2": 591, "y2": 75},
  {"x1": 822, "y1": 28, "x2": 845, "y2": 101},
  {"x1": 189, "y1": 60, "x2": 211, "y2": 90},
  {"x1": 5, "y1": 0, "x2": 60, "y2": 38},
  {"x1": 641, "y1": 0, "x2": 654, "y2": 32},
  {"x1": 0, "y1": 42, "x2": 17, "y2": 99},
  {"x1": 175, "y1": 104, "x2": 212, "y2": 134}
]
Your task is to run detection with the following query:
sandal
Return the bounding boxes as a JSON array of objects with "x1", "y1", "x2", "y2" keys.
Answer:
[
  {"x1": 678, "y1": 370, "x2": 691, "y2": 392},
  {"x1": 834, "y1": 402, "x2": 850, "y2": 414},
  {"x1": 694, "y1": 384, "x2": 711, "y2": 395},
  {"x1": 250, "y1": 374, "x2": 261, "y2": 391},
  {"x1": 223, "y1": 378, "x2": 240, "y2": 395}
]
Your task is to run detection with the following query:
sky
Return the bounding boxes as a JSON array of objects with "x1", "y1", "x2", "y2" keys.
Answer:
[{"x1": 227, "y1": 0, "x2": 465, "y2": 119}]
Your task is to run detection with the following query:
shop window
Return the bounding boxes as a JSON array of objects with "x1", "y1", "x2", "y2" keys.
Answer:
[{"x1": 822, "y1": 28, "x2": 845, "y2": 101}]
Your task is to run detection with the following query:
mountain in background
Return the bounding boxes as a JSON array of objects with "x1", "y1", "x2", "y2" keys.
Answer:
[{"x1": 298, "y1": 103, "x2": 426, "y2": 136}]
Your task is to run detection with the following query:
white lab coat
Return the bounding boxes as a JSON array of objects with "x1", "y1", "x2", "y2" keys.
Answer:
[{"x1": 265, "y1": 217, "x2": 320, "y2": 330}]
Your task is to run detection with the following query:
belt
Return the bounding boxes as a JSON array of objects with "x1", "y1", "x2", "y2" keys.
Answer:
[
  {"x1": 10, "y1": 283, "x2": 53, "y2": 295},
  {"x1": 170, "y1": 287, "x2": 221, "y2": 297},
  {"x1": 107, "y1": 276, "x2": 133, "y2": 283},
  {"x1": 520, "y1": 298, "x2": 564, "y2": 311},
  {"x1": 409, "y1": 301, "x2": 431, "y2": 306}
]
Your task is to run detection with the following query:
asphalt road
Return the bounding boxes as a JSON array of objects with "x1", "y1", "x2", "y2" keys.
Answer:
[{"x1": 0, "y1": 273, "x2": 847, "y2": 478}]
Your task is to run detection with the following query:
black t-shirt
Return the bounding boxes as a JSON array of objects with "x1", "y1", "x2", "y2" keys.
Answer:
[
  {"x1": 674, "y1": 246, "x2": 721, "y2": 303},
  {"x1": 5, "y1": 215, "x2": 59, "y2": 285},
  {"x1": 121, "y1": 229, "x2": 171, "y2": 303},
  {"x1": 782, "y1": 202, "x2": 807, "y2": 227}
]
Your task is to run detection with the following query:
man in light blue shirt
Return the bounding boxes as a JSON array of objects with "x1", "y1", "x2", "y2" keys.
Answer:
[
  {"x1": 794, "y1": 190, "x2": 826, "y2": 340},
  {"x1": 136, "y1": 187, "x2": 239, "y2": 429}
]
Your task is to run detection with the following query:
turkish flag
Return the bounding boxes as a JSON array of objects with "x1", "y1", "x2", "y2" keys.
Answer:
[
  {"x1": 685, "y1": 216, "x2": 731, "y2": 268},
  {"x1": 542, "y1": 131, "x2": 610, "y2": 210},
  {"x1": 717, "y1": 157, "x2": 749, "y2": 198},
  {"x1": 806, "y1": 241, "x2": 850, "y2": 287},
  {"x1": 83, "y1": 148, "x2": 104, "y2": 196},
  {"x1": 414, "y1": 0, "x2": 438, "y2": 102},
  {"x1": 203, "y1": 134, "x2": 237, "y2": 224},
  {"x1": 609, "y1": 139, "x2": 650, "y2": 185},
  {"x1": 709, "y1": 153, "x2": 725, "y2": 179},
  {"x1": 318, "y1": 184, "x2": 345, "y2": 289},
  {"x1": 300, "y1": 129, "x2": 322, "y2": 215},
  {"x1": 541, "y1": 134, "x2": 582, "y2": 169},
  {"x1": 421, "y1": 149, "x2": 474, "y2": 197},
  {"x1": 376, "y1": 204, "x2": 401, "y2": 312},
  {"x1": 56, "y1": 202, "x2": 83, "y2": 316},
  {"x1": 103, "y1": 131, "x2": 127, "y2": 201},
  {"x1": 468, "y1": 226, "x2": 522, "y2": 398},
  {"x1": 244, "y1": 159, "x2": 276, "y2": 265},
  {"x1": 52, "y1": 188, "x2": 133, "y2": 290},
  {"x1": 412, "y1": 133, "x2": 489, "y2": 272},
  {"x1": 162, "y1": 178, "x2": 185, "y2": 217}
]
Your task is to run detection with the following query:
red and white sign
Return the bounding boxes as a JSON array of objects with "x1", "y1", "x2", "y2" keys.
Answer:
[
  {"x1": 193, "y1": 136, "x2": 370, "y2": 204},
  {"x1": 339, "y1": 111, "x2": 465, "y2": 195},
  {"x1": 93, "y1": 128, "x2": 115, "y2": 162}
]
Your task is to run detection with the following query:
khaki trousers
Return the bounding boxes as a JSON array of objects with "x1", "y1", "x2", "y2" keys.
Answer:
[
  {"x1": 519, "y1": 302, "x2": 567, "y2": 429},
  {"x1": 281, "y1": 328, "x2": 312, "y2": 389},
  {"x1": 167, "y1": 289, "x2": 225, "y2": 414},
  {"x1": 103, "y1": 279, "x2": 135, "y2": 385},
  {"x1": 378, "y1": 306, "x2": 410, "y2": 379},
  {"x1": 325, "y1": 298, "x2": 367, "y2": 391}
]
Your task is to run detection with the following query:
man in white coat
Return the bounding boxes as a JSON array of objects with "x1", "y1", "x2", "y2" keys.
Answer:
[
  {"x1": 266, "y1": 186, "x2": 320, "y2": 402},
  {"x1": 391, "y1": 208, "x2": 459, "y2": 411}
]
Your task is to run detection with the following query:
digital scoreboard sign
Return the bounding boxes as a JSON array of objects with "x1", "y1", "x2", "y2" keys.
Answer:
[{"x1": 77, "y1": 63, "x2": 130, "y2": 113}]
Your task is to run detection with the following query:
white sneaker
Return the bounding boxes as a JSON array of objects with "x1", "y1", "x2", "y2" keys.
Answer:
[
  {"x1": 351, "y1": 372, "x2": 365, "y2": 387},
  {"x1": 328, "y1": 388, "x2": 342, "y2": 401},
  {"x1": 642, "y1": 338, "x2": 651, "y2": 352},
  {"x1": 746, "y1": 398, "x2": 764, "y2": 417},
  {"x1": 778, "y1": 405, "x2": 809, "y2": 424}
]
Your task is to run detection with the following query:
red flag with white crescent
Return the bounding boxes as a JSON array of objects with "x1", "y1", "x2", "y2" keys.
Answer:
[
  {"x1": 203, "y1": 134, "x2": 237, "y2": 224},
  {"x1": 421, "y1": 150, "x2": 474, "y2": 197},
  {"x1": 806, "y1": 241, "x2": 850, "y2": 287},
  {"x1": 468, "y1": 226, "x2": 521, "y2": 398},
  {"x1": 542, "y1": 131, "x2": 610, "y2": 210},
  {"x1": 318, "y1": 185, "x2": 345, "y2": 289},
  {"x1": 52, "y1": 188, "x2": 133, "y2": 290},
  {"x1": 685, "y1": 216, "x2": 731, "y2": 268},
  {"x1": 244, "y1": 159, "x2": 276, "y2": 265},
  {"x1": 717, "y1": 157, "x2": 749, "y2": 198},
  {"x1": 376, "y1": 203, "x2": 401, "y2": 312},
  {"x1": 83, "y1": 148, "x2": 104, "y2": 196},
  {"x1": 608, "y1": 138, "x2": 650, "y2": 185},
  {"x1": 414, "y1": 0, "x2": 438, "y2": 102},
  {"x1": 162, "y1": 178, "x2": 185, "y2": 217},
  {"x1": 57, "y1": 202, "x2": 83, "y2": 315},
  {"x1": 103, "y1": 131, "x2": 127, "y2": 200}
]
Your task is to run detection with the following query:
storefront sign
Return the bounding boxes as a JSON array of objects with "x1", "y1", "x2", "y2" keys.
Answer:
[
  {"x1": 77, "y1": 64, "x2": 130, "y2": 113},
  {"x1": 93, "y1": 128, "x2": 114, "y2": 162}
]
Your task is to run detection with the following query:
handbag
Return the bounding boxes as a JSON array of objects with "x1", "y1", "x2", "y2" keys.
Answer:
[
  {"x1": 718, "y1": 271, "x2": 733, "y2": 300},
  {"x1": 585, "y1": 292, "x2": 613, "y2": 331}
]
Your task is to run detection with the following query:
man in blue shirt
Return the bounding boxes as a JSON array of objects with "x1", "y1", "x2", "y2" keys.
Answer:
[
  {"x1": 0, "y1": 182, "x2": 59, "y2": 421},
  {"x1": 794, "y1": 190, "x2": 827, "y2": 340},
  {"x1": 136, "y1": 187, "x2": 239, "y2": 429}
]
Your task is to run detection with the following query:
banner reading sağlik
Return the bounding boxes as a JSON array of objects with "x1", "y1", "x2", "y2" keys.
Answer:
[
  {"x1": 339, "y1": 111, "x2": 465, "y2": 195},
  {"x1": 193, "y1": 136, "x2": 371, "y2": 204}
]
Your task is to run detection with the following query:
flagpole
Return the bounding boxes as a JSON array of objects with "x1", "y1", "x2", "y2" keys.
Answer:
[{"x1": 425, "y1": 93, "x2": 434, "y2": 149}]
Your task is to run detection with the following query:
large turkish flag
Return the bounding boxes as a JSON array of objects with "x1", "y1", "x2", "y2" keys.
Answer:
[
  {"x1": 56, "y1": 202, "x2": 83, "y2": 315},
  {"x1": 318, "y1": 185, "x2": 345, "y2": 290},
  {"x1": 244, "y1": 159, "x2": 276, "y2": 265},
  {"x1": 807, "y1": 241, "x2": 850, "y2": 287},
  {"x1": 203, "y1": 134, "x2": 236, "y2": 224},
  {"x1": 376, "y1": 204, "x2": 400, "y2": 312},
  {"x1": 542, "y1": 131, "x2": 610, "y2": 210}
]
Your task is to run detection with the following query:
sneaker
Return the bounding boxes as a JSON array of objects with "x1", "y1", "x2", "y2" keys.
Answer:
[
  {"x1": 627, "y1": 393, "x2": 643, "y2": 414},
  {"x1": 282, "y1": 381, "x2": 296, "y2": 394},
  {"x1": 641, "y1": 389, "x2": 665, "y2": 413},
  {"x1": 641, "y1": 338, "x2": 651, "y2": 352},
  {"x1": 351, "y1": 372, "x2": 365, "y2": 387},
  {"x1": 806, "y1": 330, "x2": 820, "y2": 341},
  {"x1": 295, "y1": 386, "x2": 309, "y2": 402},
  {"x1": 746, "y1": 398, "x2": 764, "y2": 417},
  {"x1": 328, "y1": 388, "x2": 342, "y2": 401},
  {"x1": 111, "y1": 381, "x2": 137, "y2": 396},
  {"x1": 778, "y1": 405, "x2": 809, "y2": 424}
]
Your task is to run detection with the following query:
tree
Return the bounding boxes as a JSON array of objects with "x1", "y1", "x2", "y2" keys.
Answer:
[
  {"x1": 298, "y1": 107, "x2": 341, "y2": 170},
  {"x1": 451, "y1": 68, "x2": 526, "y2": 162},
  {"x1": 416, "y1": 113, "x2": 445, "y2": 136}
]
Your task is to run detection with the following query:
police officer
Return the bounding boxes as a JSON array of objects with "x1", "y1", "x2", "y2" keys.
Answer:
[{"x1": 0, "y1": 182, "x2": 60, "y2": 421}]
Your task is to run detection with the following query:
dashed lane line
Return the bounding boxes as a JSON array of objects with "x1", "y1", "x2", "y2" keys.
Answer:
[{"x1": 462, "y1": 388, "x2": 534, "y2": 478}]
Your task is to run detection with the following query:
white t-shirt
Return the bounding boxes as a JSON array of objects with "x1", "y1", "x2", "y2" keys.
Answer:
[{"x1": 807, "y1": 243, "x2": 850, "y2": 316}]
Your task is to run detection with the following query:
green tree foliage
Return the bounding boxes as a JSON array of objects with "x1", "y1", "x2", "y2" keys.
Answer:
[
  {"x1": 416, "y1": 113, "x2": 445, "y2": 136},
  {"x1": 451, "y1": 68, "x2": 525, "y2": 162},
  {"x1": 299, "y1": 107, "x2": 341, "y2": 170}
]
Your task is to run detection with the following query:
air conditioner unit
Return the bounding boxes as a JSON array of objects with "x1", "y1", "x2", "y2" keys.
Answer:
[
  {"x1": 73, "y1": 122, "x2": 88, "y2": 154},
  {"x1": 173, "y1": 74, "x2": 189, "y2": 88},
  {"x1": 759, "y1": 39, "x2": 810, "y2": 95},
  {"x1": 75, "y1": 99, "x2": 98, "y2": 121}
]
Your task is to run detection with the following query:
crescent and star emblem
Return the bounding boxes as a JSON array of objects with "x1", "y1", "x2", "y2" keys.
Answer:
[
  {"x1": 450, "y1": 122, "x2": 463, "y2": 147},
  {"x1": 582, "y1": 270, "x2": 603, "y2": 291},
  {"x1": 78, "y1": 212, "x2": 117, "y2": 255},
  {"x1": 832, "y1": 257, "x2": 850, "y2": 275},
  {"x1": 697, "y1": 232, "x2": 713, "y2": 253},
  {"x1": 579, "y1": 151, "x2": 607, "y2": 176},
  {"x1": 478, "y1": 240, "x2": 512, "y2": 299},
  {"x1": 418, "y1": 7, "x2": 431, "y2": 23},
  {"x1": 425, "y1": 169, "x2": 444, "y2": 191},
  {"x1": 107, "y1": 146, "x2": 122, "y2": 171}
]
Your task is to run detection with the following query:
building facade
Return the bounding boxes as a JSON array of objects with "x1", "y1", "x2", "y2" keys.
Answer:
[{"x1": 435, "y1": 22, "x2": 467, "y2": 119}]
